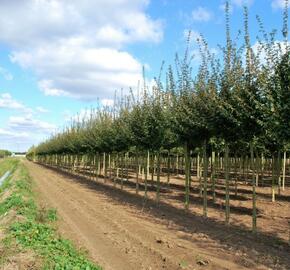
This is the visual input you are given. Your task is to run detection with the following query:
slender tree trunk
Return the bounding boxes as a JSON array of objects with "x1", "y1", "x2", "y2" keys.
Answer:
[
  {"x1": 156, "y1": 151, "x2": 161, "y2": 204},
  {"x1": 272, "y1": 155, "x2": 276, "y2": 202},
  {"x1": 126, "y1": 152, "x2": 129, "y2": 182},
  {"x1": 103, "y1": 153, "x2": 106, "y2": 182},
  {"x1": 108, "y1": 153, "x2": 111, "y2": 180},
  {"x1": 121, "y1": 153, "x2": 124, "y2": 190},
  {"x1": 282, "y1": 151, "x2": 286, "y2": 191},
  {"x1": 184, "y1": 142, "x2": 190, "y2": 210},
  {"x1": 233, "y1": 155, "x2": 237, "y2": 197},
  {"x1": 176, "y1": 154, "x2": 179, "y2": 175},
  {"x1": 211, "y1": 151, "x2": 216, "y2": 203},
  {"x1": 278, "y1": 150, "x2": 282, "y2": 196},
  {"x1": 144, "y1": 151, "x2": 149, "y2": 199},
  {"x1": 203, "y1": 140, "x2": 208, "y2": 217},
  {"x1": 90, "y1": 155, "x2": 94, "y2": 180},
  {"x1": 225, "y1": 143, "x2": 230, "y2": 224},
  {"x1": 198, "y1": 153, "x2": 202, "y2": 197},
  {"x1": 242, "y1": 155, "x2": 245, "y2": 182},
  {"x1": 246, "y1": 156, "x2": 249, "y2": 183},
  {"x1": 136, "y1": 154, "x2": 139, "y2": 194},
  {"x1": 261, "y1": 153, "x2": 264, "y2": 187},
  {"x1": 250, "y1": 142, "x2": 257, "y2": 233},
  {"x1": 255, "y1": 154, "x2": 259, "y2": 187},
  {"x1": 114, "y1": 154, "x2": 118, "y2": 187},
  {"x1": 151, "y1": 153, "x2": 155, "y2": 188},
  {"x1": 167, "y1": 150, "x2": 171, "y2": 187}
]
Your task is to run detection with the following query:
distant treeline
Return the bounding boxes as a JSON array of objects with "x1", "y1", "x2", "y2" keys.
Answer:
[{"x1": 0, "y1": 150, "x2": 12, "y2": 158}]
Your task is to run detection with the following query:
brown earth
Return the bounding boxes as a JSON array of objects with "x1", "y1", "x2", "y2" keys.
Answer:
[
  {"x1": 23, "y1": 160, "x2": 290, "y2": 270},
  {"x1": 1, "y1": 250, "x2": 41, "y2": 270}
]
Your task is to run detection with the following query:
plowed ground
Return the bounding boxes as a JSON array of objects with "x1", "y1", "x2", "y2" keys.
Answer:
[{"x1": 23, "y1": 160, "x2": 290, "y2": 270}]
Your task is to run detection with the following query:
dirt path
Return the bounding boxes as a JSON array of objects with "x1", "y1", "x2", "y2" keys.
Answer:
[{"x1": 23, "y1": 160, "x2": 287, "y2": 270}]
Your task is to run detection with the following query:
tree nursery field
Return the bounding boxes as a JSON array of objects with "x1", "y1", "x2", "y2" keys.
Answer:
[{"x1": 0, "y1": 0, "x2": 289, "y2": 269}]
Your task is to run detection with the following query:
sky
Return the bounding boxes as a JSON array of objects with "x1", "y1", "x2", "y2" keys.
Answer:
[{"x1": 0, "y1": 0, "x2": 288, "y2": 152}]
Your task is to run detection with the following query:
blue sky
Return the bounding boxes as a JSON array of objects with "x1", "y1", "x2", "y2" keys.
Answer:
[{"x1": 0, "y1": 0, "x2": 288, "y2": 152}]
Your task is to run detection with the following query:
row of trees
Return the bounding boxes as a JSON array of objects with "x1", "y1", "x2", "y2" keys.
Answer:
[
  {"x1": 0, "y1": 150, "x2": 12, "y2": 159},
  {"x1": 27, "y1": 1, "x2": 289, "y2": 233}
]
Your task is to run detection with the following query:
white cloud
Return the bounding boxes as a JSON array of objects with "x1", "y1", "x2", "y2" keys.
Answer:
[
  {"x1": 37, "y1": 80, "x2": 68, "y2": 97},
  {"x1": 192, "y1": 7, "x2": 212, "y2": 22},
  {"x1": 10, "y1": 46, "x2": 143, "y2": 100},
  {"x1": 0, "y1": 92, "x2": 35, "y2": 114},
  {"x1": 271, "y1": 0, "x2": 289, "y2": 9},
  {"x1": 219, "y1": 0, "x2": 253, "y2": 13},
  {"x1": 0, "y1": 0, "x2": 163, "y2": 101},
  {"x1": 36, "y1": 106, "x2": 49, "y2": 113},
  {"x1": 232, "y1": 0, "x2": 254, "y2": 7},
  {"x1": 0, "y1": 127, "x2": 30, "y2": 151},
  {"x1": 101, "y1": 99, "x2": 114, "y2": 107},
  {"x1": 0, "y1": 92, "x2": 53, "y2": 118},
  {"x1": 251, "y1": 40, "x2": 289, "y2": 66},
  {"x1": 183, "y1": 30, "x2": 202, "y2": 43},
  {"x1": 63, "y1": 108, "x2": 95, "y2": 124},
  {"x1": 0, "y1": 0, "x2": 162, "y2": 48},
  {"x1": 0, "y1": 67, "x2": 13, "y2": 81},
  {"x1": 191, "y1": 48, "x2": 219, "y2": 64},
  {"x1": 8, "y1": 115, "x2": 56, "y2": 134},
  {"x1": 0, "y1": 128, "x2": 29, "y2": 138},
  {"x1": 0, "y1": 125, "x2": 46, "y2": 152},
  {"x1": 0, "y1": 113, "x2": 56, "y2": 152},
  {"x1": 0, "y1": 93, "x2": 25, "y2": 110},
  {"x1": 0, "y1": 92, "x2": 55, "y2": 151}
]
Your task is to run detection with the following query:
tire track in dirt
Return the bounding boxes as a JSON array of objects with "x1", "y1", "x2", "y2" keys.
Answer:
[{"x1": 24, "y1": 160, "x2": 253, "y2": 270}]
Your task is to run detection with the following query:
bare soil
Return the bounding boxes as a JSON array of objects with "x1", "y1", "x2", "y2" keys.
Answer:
[
  {"x1": 1, "y1": 250, "x2": 41, "y2": 270},
  {"x1": 24, "y1": 160, "x2": 290, "y2": 270}
]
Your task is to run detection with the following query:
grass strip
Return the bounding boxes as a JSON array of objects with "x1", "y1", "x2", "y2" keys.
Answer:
[{"x1": 0, "y1": 159, "x2": 102, "y2": 270}]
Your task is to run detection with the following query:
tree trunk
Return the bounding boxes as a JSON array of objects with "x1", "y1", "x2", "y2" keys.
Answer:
[
  {"x1": 272, "y1": 155, "x2": 276, "y2": 202},
  {"x1": 167, "y1": 150, "x2": 171, "y2": 187},
  {"x1": 250, "y1": 142, "x2": 257, "y2": 233},
  {"x1": 156, "y1": 151, "x2": 161, "y2": 204},
  {"x1": 121, "y1": 154, "x2": 124, "y2": 190},
  {"x1": 144, "y1": 151, "x2": 149, "y2": 199},
  {"x1": 203, "y1": 140, "x2": 208, "y2": 217},
  {"x1": 261, "y1": 154, "x2": 264, "y2": 187},
  {"x1": 278, "y1": 150, "x2": 282, "y2": 195},
  {"x1": 211, "y1": 151, "x2": 216, "y2": 203},
  {"x1": 126, "y1": 152, "x2": 129, "y2": 183},
  {"x1": 234, "y1": 154, "x2": 238, "y2": 197},
  {"x1": 225, "y1": 143, "x2": 230, "y2": 224},
  {"x1": 184, "y1": 142, "x2": 190, "y2": 210},
  {"x1": 282, "y1": 151, "x2": 286, "y2": 191}
]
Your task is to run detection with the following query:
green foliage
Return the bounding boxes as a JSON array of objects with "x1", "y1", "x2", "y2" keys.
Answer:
[
  {"x1": 0, "y1": 150, "x2": 12, "y2": 158},
  {"x1": 0, "y1": 158, "x2": 19, "y2": 177},
  {"x1": 10, "y1": 221, "x2": 99, "y2": 270}
]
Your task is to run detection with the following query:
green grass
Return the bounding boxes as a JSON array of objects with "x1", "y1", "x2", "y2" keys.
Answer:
[
  {"x1": 0, "y1": 158, "x2": 19, "y2": 176},
  {"x1": 0, "y1": 160, "x2": 102, "y2": 270},
  {"x1": 0, "y1": 158, "x2": 19, "y2": 193}
]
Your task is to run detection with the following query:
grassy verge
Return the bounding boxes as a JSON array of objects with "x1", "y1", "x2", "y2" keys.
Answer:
[{"x1": 0, "y1": 158, "x2": 102, "y2": 270}]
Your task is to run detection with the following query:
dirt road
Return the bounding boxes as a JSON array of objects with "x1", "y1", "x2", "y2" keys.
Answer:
[{"x1": 23, "y1": 160, "x2": 288, "y2": 270}]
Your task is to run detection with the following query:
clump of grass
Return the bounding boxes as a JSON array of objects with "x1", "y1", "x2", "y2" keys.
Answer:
[
  {"x1": 36, "y1": 206, "x2": 57, "y2": 223},
  {"x1": 10, "y1": 221, "x2": 98, "y2": 270},
  {"x1": 0, "y1": 193, "x2": 26, "y2": 216},
  {"x1": 0, "y1": 158, "x2": 19, "y2": 176}
]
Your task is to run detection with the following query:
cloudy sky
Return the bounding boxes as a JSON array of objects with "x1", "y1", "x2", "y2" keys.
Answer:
[{"x1": 0, "y1": 0, "x2": 288, "y2": 152}]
